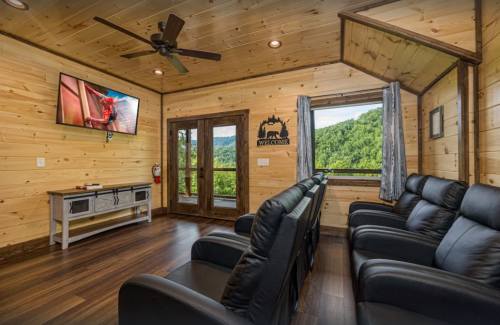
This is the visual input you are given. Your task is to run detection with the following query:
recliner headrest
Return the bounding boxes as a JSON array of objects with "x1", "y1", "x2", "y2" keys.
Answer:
[
  {"x1": 405, "y1": 174, "x2": 429, "y2": 195},
  {"x1": 421, "y1": 177, "x2": 468, "y2": 210},
  {"x1": 311, "y1": 175, "x2": 322, "y2": 185},
  {"x1": 460, "y1": 183, "x2": 500, "y2": 231},
  {"x1": 294, "y1": 179, "x2": 315, "y2": 194},
  {"x1": 251, "y1": 186, "x2": 303, "y2": 256}
]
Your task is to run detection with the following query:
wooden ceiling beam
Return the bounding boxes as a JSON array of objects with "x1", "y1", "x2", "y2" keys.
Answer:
[
  {"x1": 338, "y1": 11, "x2": 482, "y2": 64},
  {"x1": 346, "y1": 0, "x2": 402, "y2": 13}
]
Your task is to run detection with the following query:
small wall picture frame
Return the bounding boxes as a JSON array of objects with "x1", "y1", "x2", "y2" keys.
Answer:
[{"x1": 429, "y1": 106, "x2": 444, "y2": 139}]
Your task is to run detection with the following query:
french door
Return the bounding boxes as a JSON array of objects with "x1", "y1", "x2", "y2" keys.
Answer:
[{"x1": 167, "y1": 111, "x2": 248, "y2": 220}]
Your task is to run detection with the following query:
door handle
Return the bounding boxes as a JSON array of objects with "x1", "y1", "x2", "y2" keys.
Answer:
[{"x1": 199, "y1": 167, "x2": 204, "y2": 178}]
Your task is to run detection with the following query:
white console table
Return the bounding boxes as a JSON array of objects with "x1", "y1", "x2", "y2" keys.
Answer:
[{"x1": 48, "y1": 182, "x2": 152, "y2": 249}]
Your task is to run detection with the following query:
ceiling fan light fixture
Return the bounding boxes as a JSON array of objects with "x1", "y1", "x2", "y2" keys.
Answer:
[
  {"x1": 2, "y1": 0, "x2": 29, "y2": 10},
  {"x1": 153, "y1": 70, "x2": 164, "y2": 76},
  {"x1": 268, "y1": 40, "x2": 282, "y2": 48}
]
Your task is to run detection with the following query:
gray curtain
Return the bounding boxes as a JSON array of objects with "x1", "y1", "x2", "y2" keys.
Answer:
[
  {"x1": 380, "y1": 82, "x2": 407, "y2": 201},
  {"x1": 297, "y1": 95, "x2": 313, "y2": 181}
]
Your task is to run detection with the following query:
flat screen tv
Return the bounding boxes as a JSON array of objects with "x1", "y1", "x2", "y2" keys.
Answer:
[{"x1": 56, "y1": 73, "x2": 140, "y2": 135}]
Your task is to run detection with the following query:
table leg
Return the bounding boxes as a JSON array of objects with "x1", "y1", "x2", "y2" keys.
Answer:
[
  {"x1": 49, "y1": 196, "x2": 56, "y2": 245},
  {"x1": 148, "y1": 189, "x2": 152, "y2": 222},
  {"x1": 62, "y1": 215, "x2": 69, "y2": 249}
]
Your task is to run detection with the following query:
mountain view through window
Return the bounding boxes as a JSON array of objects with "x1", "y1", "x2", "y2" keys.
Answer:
[
  {"x1": 178, "y1": 129, "x2": 237, "y2": 197},
  {"x1": 314, "y1": 103, "x2": 383, "y2": 176}
]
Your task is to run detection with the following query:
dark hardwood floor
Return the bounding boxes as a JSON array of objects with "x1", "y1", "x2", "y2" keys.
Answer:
[{"x1": 0, "y1": 215, "x2": 355, "y2": 325}]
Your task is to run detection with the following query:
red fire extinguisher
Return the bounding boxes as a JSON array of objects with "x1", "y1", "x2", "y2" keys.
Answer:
[{"x1": 152, "y1": 163, "x2": 161, "y2": 184}]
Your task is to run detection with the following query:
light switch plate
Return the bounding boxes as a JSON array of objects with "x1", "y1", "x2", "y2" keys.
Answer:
[
  {"x1": 257, "y1": 158, "x2": 269, "y2": 166},
  {"x1": 37, "y1": 158, "x2": 45, "y2": 167}
]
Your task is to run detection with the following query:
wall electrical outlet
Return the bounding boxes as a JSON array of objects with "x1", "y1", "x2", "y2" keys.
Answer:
[
  {"x1": 257, "y1": 158, "x2": 269, "y2": 166},
  {"x1": 37, "y1": 158, "x2": 45, "y2": 168}
]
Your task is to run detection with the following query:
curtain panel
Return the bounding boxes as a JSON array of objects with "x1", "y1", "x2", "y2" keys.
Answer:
[
  {"x1": 380, "y1": 82, "x2": 407, "y2": 201},
  {"x1": 297, "y1": 95, "x2": 313, "y2": 181}
]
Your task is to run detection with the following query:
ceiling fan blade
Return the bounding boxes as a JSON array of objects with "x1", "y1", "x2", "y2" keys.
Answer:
[
  {"x1": 167, "y1": 55, "x2": 188, "y2": 74},
  {"x1": 162, "y1": 14, "x2": 185, "y2": 44},
  {"x1": 177, "y1": 49, "x2": 221, "y2": 61},
  {"x1": 121, "y1": 50, "x2": 157, "y2": 59},
  {"x1": 94, "y1": 16, "x2": 153, "y2": 46}
]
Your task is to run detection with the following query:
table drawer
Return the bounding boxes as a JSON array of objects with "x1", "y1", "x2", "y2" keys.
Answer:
[
  {"x1": 94, "y1": 193, "x2": 116, "y2": 213},
  {"x1": 66, "y1": 196, "x2": 94, "y2": 218}
]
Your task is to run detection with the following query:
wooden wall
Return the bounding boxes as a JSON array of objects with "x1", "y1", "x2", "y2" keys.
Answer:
[
  {"x1": 358, "y1": 0, "x2": 477, "y2": 52},
  {"x1": 162, "y1": 63, "x2": 418, "y2": 229},
  {"x1": 0, "y1": 35, "x2": 161, "y2": 250},
  {"x1": 421, "y1": 68, "x2": 459, "y2": 179},
  {"x1": 479, "y1": 0, "x2": 500, "y2": 185}
]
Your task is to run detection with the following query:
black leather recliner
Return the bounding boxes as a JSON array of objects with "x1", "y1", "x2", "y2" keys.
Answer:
[
  {"x1": 207, "y1": 177, "x2": 321, "y2": 297},
  {"x1": 118, "y1": 185, "x2": 312, "y2": 325},
  {"x1": 350, "y1": 177, "x2": 468, "y2": 281},
  {"x1": 350, "y1": 176, "x2": 467, "y2": 244},
  {"x1": 354, "y1": 183, "x2": 500, "y2": 324},
  {"x1": 309, "y1": 173, "x2": 328, "y2": 267},
  {"x1": 348, "y1": 174, "x2": 429, "y2": 238}
]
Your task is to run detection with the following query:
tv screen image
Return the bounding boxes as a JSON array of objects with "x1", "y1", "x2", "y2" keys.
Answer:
[{"x1": 57, "y1": 73, "x2": 140, "y2": 135}]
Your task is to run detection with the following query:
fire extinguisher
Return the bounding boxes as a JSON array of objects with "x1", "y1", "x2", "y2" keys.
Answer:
[{"x1": 152, "y1": 163, "x2": 161, "y2": 184}]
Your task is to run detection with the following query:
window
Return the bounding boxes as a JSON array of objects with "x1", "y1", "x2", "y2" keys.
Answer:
[{"x1": 312, "y1": 102, "x2": 383, "y2": 178}]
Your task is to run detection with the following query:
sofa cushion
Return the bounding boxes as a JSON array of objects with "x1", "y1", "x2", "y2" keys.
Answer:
[
  {"x1": 403, "y1": 177, "x2": 468, "y2": 241},
  {"x1": 392, "y1": 174, "x2": 429, "y2": 217},
  {"x1": 165, "y1": 261, "x2": 233, "y2": 302}
]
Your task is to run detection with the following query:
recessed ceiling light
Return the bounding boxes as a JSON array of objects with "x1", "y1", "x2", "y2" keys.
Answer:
[
  {"x1": 268, "y1": 40, "x2": 282, "y2": 48},
  {"x1": 2, "y1": 0, "x2": 29, "y2": 10},
  {"x1": 153, "y1": 70, "x2": 164, "y2": 76}
]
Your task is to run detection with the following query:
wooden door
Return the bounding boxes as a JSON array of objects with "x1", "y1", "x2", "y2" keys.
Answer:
[
  {"x1": 167, "y1": 111, "x2": 248, "y2": 220},
  {"x1": 168, "y1": 120, "x2": 206, "y2": 216}
]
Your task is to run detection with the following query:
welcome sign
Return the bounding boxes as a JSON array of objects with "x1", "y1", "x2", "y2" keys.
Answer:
[{"x1": 257, "y1": 115, "x2": 290, "y2": 146}]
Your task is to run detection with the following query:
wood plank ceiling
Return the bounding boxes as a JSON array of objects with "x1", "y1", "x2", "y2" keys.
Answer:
[
  {"x1": 342, "y1": 21, "x2": 459, "y2": 94},
  {"x1": 339, "y1": 0, "x2": 477, "y2": 95},
  {"x1": 0, "y1": 0, "x2": 388, "y2": 93}
]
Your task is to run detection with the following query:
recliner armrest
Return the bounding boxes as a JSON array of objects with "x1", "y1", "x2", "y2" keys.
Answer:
[
  {"x1": 349, "y1": 202, "x2": 393, "y2": 214},
  {"x1": 352, "y1": 227, "x2": 439, "y2": 266},
  {"x1": 234, "y1": 213, "x2": 255, "y2": 236},
  {"x1": 191, "y1": 237, "x2": 248, "y2": 269},
  {"x1": 358, "y1": 260, "x2": 500, "y2": 325},
  {"x1": 348, "y1": 210, "x2": 406, "y2": 229},
  {"x1": 119, "y1": 274, "x2": 254, "y2": 325}
]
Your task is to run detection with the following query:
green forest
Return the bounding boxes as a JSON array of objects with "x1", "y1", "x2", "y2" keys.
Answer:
[
  {"x1": 178, "y1": 133, "x2": 237, "y2": 197},
  {"x1": 315, "y1": 107, "x2": 383, "y2": 173}
]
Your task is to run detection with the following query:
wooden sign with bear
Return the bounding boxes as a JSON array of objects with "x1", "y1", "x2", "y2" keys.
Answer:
[{"x1": 257, "y1": 115, "x2": 290, "y2": 146}]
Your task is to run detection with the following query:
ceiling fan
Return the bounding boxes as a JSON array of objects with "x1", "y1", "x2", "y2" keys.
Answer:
[{"x1": 93, "y1": 14, "x2": 221, "y2": 74}]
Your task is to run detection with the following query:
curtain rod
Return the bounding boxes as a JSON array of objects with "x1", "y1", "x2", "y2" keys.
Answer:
[{"x1": 310, "y1": 86, "x2": 389, "y2": 99}]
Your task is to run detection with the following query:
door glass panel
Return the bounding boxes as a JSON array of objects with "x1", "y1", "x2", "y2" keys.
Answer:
[
  {"x1": 213, "y1": 171, "x2": 236, "y2": 208},
  {"x1": 178, "y1": 170, "x2": 198, "y2": 204},
  {"x1": 213, "y1": 125, "x2": 237, "y2": 208},
  {"x1": 213, "y1": 125, "x2": 236, "y2": 168},
  {"x1": 178, "y1": 128, "x2": 198, "y2": 205}
]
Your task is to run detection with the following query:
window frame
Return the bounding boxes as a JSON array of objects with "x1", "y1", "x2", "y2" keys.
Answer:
[{"x1": 310, "y1": 92, "x2": 384, "y2": 185}]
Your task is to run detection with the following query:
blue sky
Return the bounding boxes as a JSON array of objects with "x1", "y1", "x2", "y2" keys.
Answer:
[{"x1": 314, "y1": 103, "x2": 382, "y2": 129}]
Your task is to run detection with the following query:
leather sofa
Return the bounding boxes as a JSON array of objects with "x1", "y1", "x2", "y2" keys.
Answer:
[
  {"x1": 350, "y1": 177, "x2": 468, "y2": 282},
  {"x1": 354, "y1": 183, "x2": 500, "y2": 324},
  {"x1": 350, "y1": 176, "x2": 467, "y2": 243},
  {"x1": 309, "y1": 173, "x2": 328, "y2": 268},
  {"x1": 206, "y1": 175, "x2": 325, "y2": 297},
  {"x1": 348, "y1": 174, "x2": 429, "y2": 238},
  {"x1": 119, "y1": 184, "x2": 312, "y2": 325}
]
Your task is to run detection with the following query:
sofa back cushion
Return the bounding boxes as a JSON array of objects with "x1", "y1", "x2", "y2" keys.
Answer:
[
  {"x1": 434, "y1": 184, "x2": 500, "y2": 288},
  {"x1": 221, "y1": 194, "x2": 311, "y2": 324},
  {"x1": 305, "y1": 185, "x2": 320, "y2": 228},
  {"x1": 294, "y1": 179, "x2": 315, "y2": 195},
  {"x1": 392, "y1": 174, "x2": 429, "y2": 217},
  {"x1": 404, "y1": 177, "x2": 468, "y2": 240}
]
